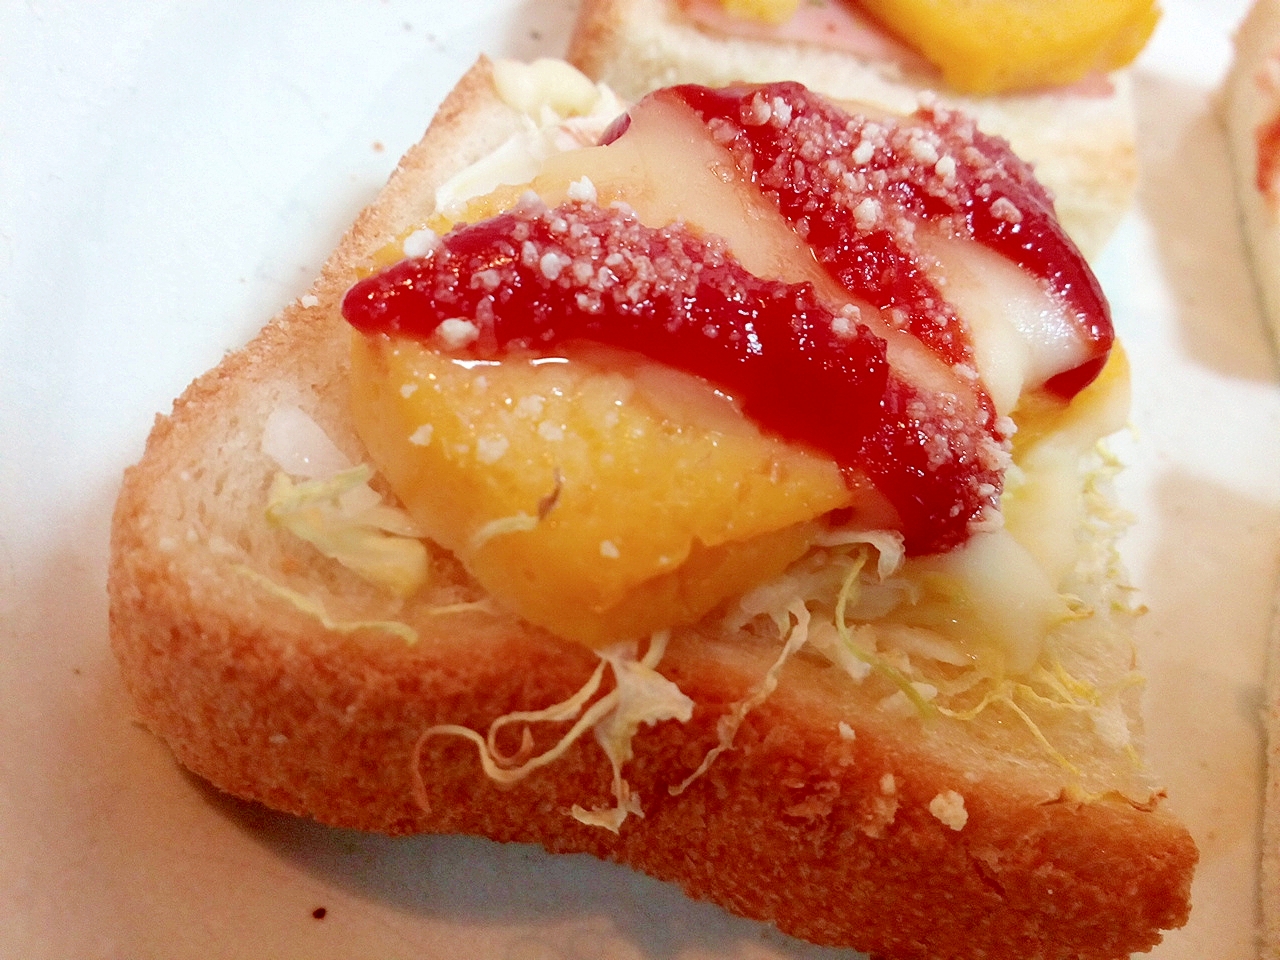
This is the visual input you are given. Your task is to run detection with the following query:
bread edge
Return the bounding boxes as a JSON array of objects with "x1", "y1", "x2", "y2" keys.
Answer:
[{"x1": 107, "y1": 55, "x2": 1197, "y2": 960}]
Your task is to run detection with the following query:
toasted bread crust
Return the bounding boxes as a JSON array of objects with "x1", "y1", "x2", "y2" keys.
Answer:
[
  {"x1": 1265, "y1": 598, "x2": 1280, "y2": 960},
  {"x1": 109, "y1": 57, "x2": 1195, "y2": 960},
  {"x1": 566, "y1": 0, "x2": 1137, "y2": 260},
  {"x1": 1224, "y1": 10, "x2": 1280, "y2": 952}
]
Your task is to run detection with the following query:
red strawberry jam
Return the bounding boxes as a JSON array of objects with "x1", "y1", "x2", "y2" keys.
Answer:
[
  {"x1": 346, "y1": 199, "x2": 890, "y2": 454},
  {"x1": 343, "y1": 82, "x2": 1114, "y2": 556},
  {"x1": 665, "y1": 83, "x2": 1113, "y2": 395},
  {"x1": 1257, "y1": 112, "x2": 1280, "y2": 203}
]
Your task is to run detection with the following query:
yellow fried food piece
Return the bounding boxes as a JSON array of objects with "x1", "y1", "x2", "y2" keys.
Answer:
[
  {"x1": 855, "y1": 0, "x2": 1158, "y2": 93},
  {"x1": 720, "y1": 0, "x2": 1158, "y2": 94},
  {"x1": 350, "y1": 335, "x2": 853, "y2": 647}
]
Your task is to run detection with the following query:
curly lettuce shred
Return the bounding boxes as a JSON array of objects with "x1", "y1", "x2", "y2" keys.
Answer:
[
  {"x1": 232, "y1": 564, "x2": 421, "y2": 644},
  {"x1": 672, "y1": 599, "x2": 814, "y2": 796},
  {"x1": 412, "y1": 631, "x2": 693, "y2": 833},
  {"x1": 669, "y1": 534, "x2": 937, "y2": 797},
  {"x1": 575, "y1": 634, "x2": 695, "y2": 829},
  {"x1": 265, "y1": 466, "x2": 430, "y2": 598},
  {"x1": 701, "y1": 451, "x2": 1145, "y2": 782},
  {"x1": 243, "y1": 406, "x2": 501, "y2": 638},
  {"x1": 232, "y1": 564, "x2": 496, "y2": 645}
]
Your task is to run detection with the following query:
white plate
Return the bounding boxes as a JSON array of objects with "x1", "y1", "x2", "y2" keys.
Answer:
[{"x1": 0, "y1": 1, "x2": 1272, "y2": 957}]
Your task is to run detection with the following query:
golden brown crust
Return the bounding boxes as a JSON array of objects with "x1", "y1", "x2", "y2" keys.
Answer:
[
  {"x1": 566, "y1": 0, "x2": 1137, "y2": 260},
  {"x1": 109, "y1": 56, "x2": 1195, "y2": 960}
]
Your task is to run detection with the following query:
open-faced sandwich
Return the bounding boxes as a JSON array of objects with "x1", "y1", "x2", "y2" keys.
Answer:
[
  {"x1": 108, "y1": 57, "x2": 1196, "y2": 960},
  {"x1": 567, "y1": 0, "x2": 1161, "y2": 259},
  {"x1": 1224, "y1": 3, "x2": 1280, "y2": 955}
]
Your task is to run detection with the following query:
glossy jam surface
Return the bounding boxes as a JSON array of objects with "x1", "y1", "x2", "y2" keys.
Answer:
[
  {"x1": 666, "y1": 82, "x2": 1112, "y2": 388},
  {"x1": 346, "y1": 200, "x2": 889, "y2": 462},
  {"x1": 1257, "y1": 112, "x2": 1280, "y2": 203}
]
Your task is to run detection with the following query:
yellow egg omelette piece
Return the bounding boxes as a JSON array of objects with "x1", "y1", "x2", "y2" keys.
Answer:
[
  {"x1": 725, "y1": 0, "x2": 1159, "y2": 94},
  {"x1": 350, "y1": 336, "x2": 854, "y2": 647}
]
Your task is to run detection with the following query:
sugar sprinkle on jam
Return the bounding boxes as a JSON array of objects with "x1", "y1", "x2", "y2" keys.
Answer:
[{"x1": 667, "y1": 82, "x2": 1111, "y2": 382}]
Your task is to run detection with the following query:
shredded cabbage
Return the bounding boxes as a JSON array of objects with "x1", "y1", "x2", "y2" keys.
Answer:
[
  {"x1": 265, "y1": 466, "x2": 429, "y2": 598},
  {"x1": 233, "y1": 565, "x2": 495, "y2": 645},
  {"x1": 233, "y1": 564, "x2": 420, "y2": 644},
  {"x1": 414, "y1": 631, "x2": 692, "y2": 833},
  {"x1": 693, "y1": 479, "x2": 1145, "y2": 782},
  {"x1": 573, "y1": 633, "x2": 694, "y2": 829},
  {"x1": 671, "y1": 600, "x2": 813, "y2": 796}
]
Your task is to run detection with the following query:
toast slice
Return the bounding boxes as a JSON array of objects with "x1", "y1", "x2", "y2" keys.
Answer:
[
  {"x1": 108, "y1": 57, "x2": 1196, "y2": 960},
  {"x1": 1224, "y1": 5, "x2": 1280, "y2": 954},
  {"x1": 566, "y1": 0, "x2": 1141, "y2": 260}
]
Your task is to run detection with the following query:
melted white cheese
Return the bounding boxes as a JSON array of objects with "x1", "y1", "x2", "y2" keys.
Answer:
[
  {"x1": 433, "y1": 60, "x2": 625, "y2": 218},
  {"x1": 910, "y1": 526, "x2": 1070, "y2": 675},
  {"x1": 918, "y1": 230, "x2": 1092, "y2": 416}
]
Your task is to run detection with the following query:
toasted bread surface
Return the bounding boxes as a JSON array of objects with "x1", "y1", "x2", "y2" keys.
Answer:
[
  {"x1": 108, "y1": 57, "x2": 1196, "y2": 960},
  {"x1": 566, "y1": 0, "x2": 1137, "y2": 260},
  {"x1": 1224, "y1": 11, "x2": 1280, "y2": 953}
]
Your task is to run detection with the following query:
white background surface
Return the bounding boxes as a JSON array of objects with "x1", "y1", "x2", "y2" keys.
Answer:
[{"x1": 0, "y1": 1, "x2": 1274, "y2": 957}]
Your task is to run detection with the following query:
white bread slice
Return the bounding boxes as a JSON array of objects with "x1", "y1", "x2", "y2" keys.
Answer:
[
  {"x1": 1224, "y1": 9, "x2": 1280, "y2": 954},
  {"x1": 566, "y1": 0, "x2": 1139, "y2": 260},
  {"x1": 1227, "y1": 0, "x2": 1280, "y2": 356},
  {"x1": 108, "y1": 56, "x2": 1195, "y2": 960}
]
